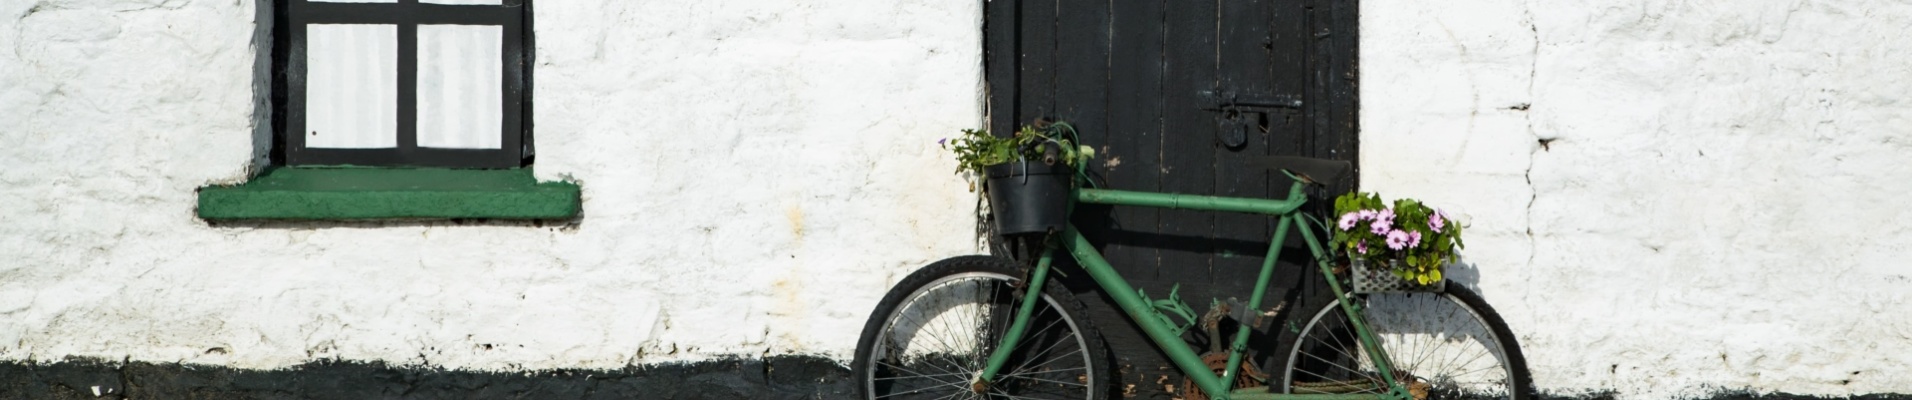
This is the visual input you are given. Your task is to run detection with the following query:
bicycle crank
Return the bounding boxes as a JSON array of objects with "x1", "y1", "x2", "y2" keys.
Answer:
[{"x1": 1179, "y1": 352, "x2": 1268, "y2": 400}]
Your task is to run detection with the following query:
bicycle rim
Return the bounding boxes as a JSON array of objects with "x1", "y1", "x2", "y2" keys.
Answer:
[
  {"x1": 865, "y1": 271, "x2": 1098, "y2": 400},
  {"x1": 1282, "y1": 288, "x2": 1527, "y2": 400}
]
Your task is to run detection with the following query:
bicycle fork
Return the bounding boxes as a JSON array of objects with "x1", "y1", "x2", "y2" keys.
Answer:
[{"x1": 971, "y1": 246, "x2": 1058, "y2": 394}]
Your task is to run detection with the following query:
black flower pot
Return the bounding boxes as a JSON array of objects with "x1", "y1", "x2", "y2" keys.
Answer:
[{"x1": 984, "y1": 161, "x2": 1073, "y2": 235}]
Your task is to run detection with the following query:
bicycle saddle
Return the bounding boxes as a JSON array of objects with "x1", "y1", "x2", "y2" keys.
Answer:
[{"x1": 1249, "y1": 156, "x2": 1352, "y2": 189}]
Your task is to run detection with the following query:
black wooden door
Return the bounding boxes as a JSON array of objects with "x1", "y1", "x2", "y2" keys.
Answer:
[{"x1": 984, "y1": 0, "x2": 1358, "y2": 397}]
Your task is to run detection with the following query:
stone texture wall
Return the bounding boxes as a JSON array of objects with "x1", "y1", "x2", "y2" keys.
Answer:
[
  {"x1": 1361, "y1": 1, "x2": 1912, "y2": 398},
  {"x1": 4, "y1": 0, "x2": 1910, "y2": 399},
  {"x1": 0, "y1": 0, "x2": 980, "y2": 372}
]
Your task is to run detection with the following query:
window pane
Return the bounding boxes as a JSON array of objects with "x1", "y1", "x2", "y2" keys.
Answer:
[
  {"x1": 417, "y1": 24, "x2": 503, "y2": 150},
  {"x1": 306, "y1": 24, "x2": 398, "y2": 149},
  {"x1": 422, "y1": 0, "x2": 503, "y2": 4}
]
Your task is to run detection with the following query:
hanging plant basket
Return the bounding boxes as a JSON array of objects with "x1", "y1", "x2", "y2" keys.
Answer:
[
  {"x1": 984, "y1": 161, "x2": 1073, "y2": 236},
  {"x1": 1351, "y1": 259, "x2": 1445, "y2": 293}
]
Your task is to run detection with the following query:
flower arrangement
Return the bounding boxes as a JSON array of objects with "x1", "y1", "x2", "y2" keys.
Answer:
[
  {"x1": 1330, "y1": 192, "x2": 1463, "y2": 285},
  {"x1": 943, "y1": 120, "x2": 1095, "y2": 187}
]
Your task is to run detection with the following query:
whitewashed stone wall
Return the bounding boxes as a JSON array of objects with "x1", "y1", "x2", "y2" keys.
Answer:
[
  {"x1": 1363, "y1": 1, "x2": 1912, "y2": 399},
  {"x1": 6, "y1": 0, "x2": 1909, "y2": 399},
  {"x1": 0, "y1": 0, "x2": 980, "y2": 371}
]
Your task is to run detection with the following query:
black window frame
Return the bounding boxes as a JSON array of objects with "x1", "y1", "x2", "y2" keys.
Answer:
[{"x1": 273, "y1": 0, "x2": 533, "y2": 169}]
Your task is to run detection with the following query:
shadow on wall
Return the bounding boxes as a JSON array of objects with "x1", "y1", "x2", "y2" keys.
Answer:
[
  {"x1": 251, "y1": 0, "x2": 278, "y2": 174},
  {"x1": 1448, "y1": 260, "x2": 1482, "y2": 296}
]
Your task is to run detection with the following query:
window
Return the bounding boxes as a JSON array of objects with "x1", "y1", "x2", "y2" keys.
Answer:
[
  {"x1": 199, "y1": 0, "x2": 572, "y2": 221},
  {"x1": 273, "y1": 0, "x2": 532, "y2": 168}
]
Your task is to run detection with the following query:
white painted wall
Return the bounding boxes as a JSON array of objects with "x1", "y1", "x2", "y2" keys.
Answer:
[
  {"x1": 1363, "y1": 1, "x2": 1912, "y2": 398},
  {"x1": 5, "y1": 0, "x2": 1909, "y2": 398},
  {"x1": 0, "y1": 0, "x2": 980, "y2": 371}
]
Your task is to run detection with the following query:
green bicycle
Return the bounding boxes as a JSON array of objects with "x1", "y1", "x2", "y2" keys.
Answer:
[{"x1": 852, "y1": 157, "x2": 1531, "y2": 400}]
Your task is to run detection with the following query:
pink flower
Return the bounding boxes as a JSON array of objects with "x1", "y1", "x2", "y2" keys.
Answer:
[
  {"x1": 1386, "y1": 230, "x2": 1412, "y2": 250},
  {"x1": 1356, "y1": 241, "x2": 1369, "y2": 254},
  {"x1": 1375, "y1": 209, "x2": 1395, "y2": 225},
  {"x1": 1429, "y1": 211, "x2": 1446, "y2": 233},
  {"x1": 1370, "y1": 220, "x2": 1391, "y2": 235},
  {"x1": 1357, "y1": 209, "x2": 1376, "y2": 221},
  {"x1": 1338, "y1": 212, "x2": 1361, "y2": 231},
  {"x1": 1408, "y1": 231, "x2": 1423, "y2": 248}
]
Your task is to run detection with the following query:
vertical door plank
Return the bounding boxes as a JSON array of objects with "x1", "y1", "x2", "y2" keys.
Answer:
[
  {"x1": 985, "y1": 0, "x2": 1019, "y2": 140},
  {"x1": 1272, "y1": 0, "x2": 1312, "y2": 161},
  {"x1": 1017, "y1": 0, "x2": 1059, "y2": 128},
  {"x1": 1053, "y1": 0, "x2": 1108, "y2": 137},
  {"x1": 1324, "y1": 0, "x2": 1360, "y2": 173},
  {"x1": 1093, "y1": 0, "x2": 1175, "y2": 392},
  {"x1": 1210, "y1": 0, "x2": 1275, "y2": 300},
  {"x1": 1103, "y1": 0, "x2": 1166, "y2": 286},
  {"x1": 1159, "y1": 0, "x2": 1220, "y2": 304},
  {"x1": 1053, "y1": 0, "x2": 1112, "y2": 297},
  {"x1": 1311, "y1": 0, "x2": 1359, "y2": 177},
  {"x1": 1272, "y1": 0, "x2": 1322, "y2": 306},
  {"x1": 1053, "y1": 0, "x2": 1109, "y2": 189}
]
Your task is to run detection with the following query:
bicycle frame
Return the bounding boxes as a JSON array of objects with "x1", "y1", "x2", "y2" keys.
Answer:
[{"x1": 973, "y1": 177, "x2": 1411, "y2": 400}]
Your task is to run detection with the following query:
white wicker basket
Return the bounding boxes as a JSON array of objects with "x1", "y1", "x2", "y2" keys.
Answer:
[{"x1": 1351, "y1": 259, "x2": 1445, "y2": 293}]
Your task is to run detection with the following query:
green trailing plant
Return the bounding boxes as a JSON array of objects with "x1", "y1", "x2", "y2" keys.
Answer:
[
  {"x1": 1330, "y1": 192, "x2": 1464, "y2": 285},
  {"x1": 942, "y1": 120, "x2": 1095, "y2": 189}
]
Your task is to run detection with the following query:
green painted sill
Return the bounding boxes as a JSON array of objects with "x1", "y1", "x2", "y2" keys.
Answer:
[{"x1": 196, "y1": 167, "x2": 581, "y2": 221}]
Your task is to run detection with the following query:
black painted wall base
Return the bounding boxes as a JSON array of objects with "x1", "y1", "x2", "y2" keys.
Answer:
[
  {"x1": 0, "y1": 356, "x2": 850, "y2": 400},
  {"x1": 2, "y1": 356, "x2": 1907, "y2": 400}
]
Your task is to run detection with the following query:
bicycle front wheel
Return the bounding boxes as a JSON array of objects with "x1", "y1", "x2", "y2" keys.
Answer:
[
  {"x1": 1281, "y1": 284, "x2": 1531, "y2": 400},
  {"x1": 851, "y1": 255, "x2": 1110, "y2": 400}
]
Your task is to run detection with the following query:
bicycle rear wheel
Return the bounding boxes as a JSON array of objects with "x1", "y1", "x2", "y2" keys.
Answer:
[
  {"x1": 1280, "y1": 284, "x2": 1531, "y2": 400},
  {"x1": 852, "y1": 255, "x2": 1110, "y2": 400}
]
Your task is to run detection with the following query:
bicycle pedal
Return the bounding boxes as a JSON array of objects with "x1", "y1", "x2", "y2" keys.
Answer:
[
  {"x1": 1214, "y1": 298, "x2": 1250, "y2": 325},
  {"x1": 1216, "y1": 298, "x2": 1285, "y2": 328}
]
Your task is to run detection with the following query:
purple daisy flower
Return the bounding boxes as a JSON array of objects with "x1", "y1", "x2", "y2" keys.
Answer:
[
  {"x1": 1338, "y1": 212, "x2": 1361, "y2": 230},
  {"x1": 1386, "y1": 230, "x2": 1411, "y2": 250}
]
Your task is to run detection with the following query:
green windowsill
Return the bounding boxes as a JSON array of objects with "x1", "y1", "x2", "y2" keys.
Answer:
[{"x1": 196, "y1": 167, "x2": 581, "y2": 221}]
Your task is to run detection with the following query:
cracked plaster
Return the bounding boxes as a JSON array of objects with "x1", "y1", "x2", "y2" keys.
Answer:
[{"x1": 1363, "y1": 0, "x2": 1912, "y2": 399}]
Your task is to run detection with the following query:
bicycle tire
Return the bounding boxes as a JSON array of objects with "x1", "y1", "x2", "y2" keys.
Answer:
[
  {"x1": 852, "y1": 255, "x2": 1111, "y2": 400},
  {"x1": 1280, "y1": 284, "x2": 1532, "y2": 400}
]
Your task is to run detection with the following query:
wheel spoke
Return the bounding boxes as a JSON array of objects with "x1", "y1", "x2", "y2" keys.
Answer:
[
  {"x1": 1285, "y1": 289, "x2": 1526, "y2": 400},
  {"x1": 876, "y1": 361, "x2": 964, "y2": 387},
  {"x1": 1293, "y1": 350, "x2": 1384, "y2": 392},
  {"x1": 1005, "y1": 347, "x2": 1085, "y2": 377},
  {"x1": 859, "y1": 265, "x2": 1100, "y2": 400},
  {"x1": 1000, "y1": 366, "x2": 1087, "y2": 378},
  {"x1": 1001, "y1": 374, "x2": 1089, "y2": 387},
  {"x1": 875, "y1": 371, "x2": 973, "y2": 382},
  {"x1": 1001, "y1": 325, "x2": 1078, "y2": 371},
  {"x1": 873, "y1": 379, "x2": 969, "y2": 399}
]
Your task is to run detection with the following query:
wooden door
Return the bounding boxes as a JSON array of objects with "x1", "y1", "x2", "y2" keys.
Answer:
[{"x1": 984, "y1": 0, "x2": 1359, "y2": 396}]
